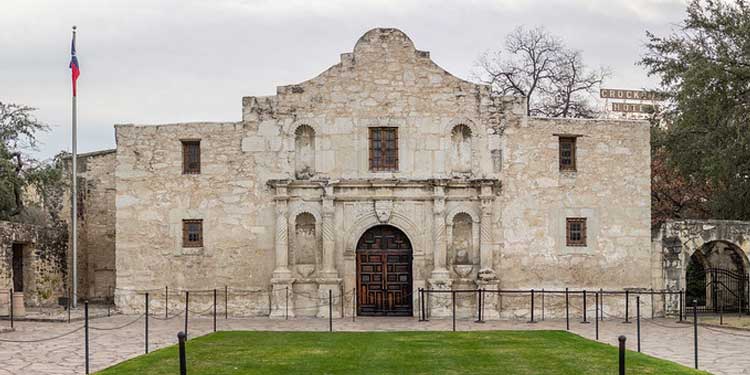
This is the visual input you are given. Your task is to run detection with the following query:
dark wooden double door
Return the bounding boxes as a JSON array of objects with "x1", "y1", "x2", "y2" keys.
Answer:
[{"x1": 356, "y1": 225, "x2": 412, "y2": 316}]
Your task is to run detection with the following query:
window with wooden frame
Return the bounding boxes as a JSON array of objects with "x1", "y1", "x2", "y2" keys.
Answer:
[
  {"x1": 182, "y1": 219, "x2": 203, "y2": 247},
  {"x1": 182, "y1": 140, "x2": 201, "y2": 174},
  {"x1": 566, "y1": 218, "x2": 587, "y2": 247},
  {"x1": 559, "y1": 137, "x2": 576, "y2": 171},
  {"x1": 369, "y1": 127, "x2": 398, "y2": 171}
]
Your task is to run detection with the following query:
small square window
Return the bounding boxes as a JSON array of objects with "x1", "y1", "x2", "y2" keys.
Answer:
[
  {"x1": 559, "y1": 137, "x2": 576, "y2": 171},
  {"x1": 182, "y1": 219, "x2": 203, "y2": 247},
  {"x1": 182, "y1": 140, "x2": 201, "y2": 174},
  {"x1": 566, "y1": 218, "x2": 587, "y2": 247}
]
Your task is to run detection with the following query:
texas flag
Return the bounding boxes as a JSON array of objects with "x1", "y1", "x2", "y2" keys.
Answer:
[{"x1": 69, "y1": 33, "x2": 80, "y2": 96}]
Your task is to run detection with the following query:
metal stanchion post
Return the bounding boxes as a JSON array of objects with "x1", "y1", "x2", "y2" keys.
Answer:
[
  {"x1": 624, "y1": 290, "x2": 631, "y2": 323},
  {"x1": 565, "y1": 287, "x2": 570, "y2": 331},
  {"x1": 636, "y1": 296, "x2": 641, "y2": 353},
  {"x1": 328, "y1": 289, "x2": 332, "y2": 332},
  {"x1": 595, "y1": 292, "x2": 599, "y2": 340},
  {"x1": 581, "y1": 290, "x2": 589, "y2": 323},
  {"x1": 84, "y1": 301, "x2": 89, "y2": 374},
  {"x1": 145, "y1": 293, "x2": 149, "y2": 354},
  {"x1": 353, "y1": 287, "x2": 357, "y2": 322},
  {"x1": 541, "y1": 288, "x2": 545, "y2": 321},
  {"x1": 9, "y1": 288, "x2": 14, "y2": 329},
  {"x1": 67, "y1": 287, "x2": 71, "y2": 324},
  {"x1": 165, "y1": 286, "x2": 169, "y2": 319},
  {"x1": 693, "y1": 299, "x2": 698, "y2": 369},
  {"x1": 679, "y1": 289, "x2": 683, "y2": 322},
  {"x1": 618, "y1": 336, "x2": 626, "y2": 375},
  {"x1": 285, "y1": 286, "x2": 289, "y2": 321},
  {"x1": 178, "y1": 332, "x2": 187, "y2": 375},
  {"x1": 184, "y1": 291, "x2": 189, "y2": 339},
  {"x1": 528, "y1": 289, "x2": 536, "y2": 323},
  {"x1": 225, "y1": 285, "x2": 228, "y2": 320},
  {"x1": 213, "y1": 288, "x2": 217, "y2": 332},
  {"x1": 452, "y1": 290, "x2": 456, "y2": 332},
  {"x1": 599, "y1": 288, "x2": 604, "y2": 321}
]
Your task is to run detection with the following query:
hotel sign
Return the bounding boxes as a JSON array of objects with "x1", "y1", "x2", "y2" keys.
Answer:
[
  {"x1": 611, "y1": 102, "x2": 660, "y2": 113},
  {"x1": 600, "y1": 89, "x2": 666, "y2": 101}
]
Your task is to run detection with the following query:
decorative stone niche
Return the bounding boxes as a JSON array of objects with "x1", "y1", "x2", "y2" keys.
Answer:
[{"x1": 294, "y1": 125, "x2": 315, "y2": 180}]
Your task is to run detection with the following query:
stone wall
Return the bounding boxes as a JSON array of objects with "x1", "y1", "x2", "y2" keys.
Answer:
[
  {"x1": 112, "y1": 28, "x2": 653, "y2": 318},
  {"x1": 62, "y1": 150, "x2": 117, "y2": 301},
  {"x1": 0, "y1": 221, "x2": 67, "y2": 306}
]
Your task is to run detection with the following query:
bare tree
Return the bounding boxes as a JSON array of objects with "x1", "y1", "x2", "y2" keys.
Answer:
[{"x1": 476, "y1": 26, "x2": 609, "y2": 118}]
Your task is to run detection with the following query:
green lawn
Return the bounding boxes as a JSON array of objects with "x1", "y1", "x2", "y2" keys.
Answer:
[{"x1": 98, "y1": 330, "x2": 708, "y2": 375}]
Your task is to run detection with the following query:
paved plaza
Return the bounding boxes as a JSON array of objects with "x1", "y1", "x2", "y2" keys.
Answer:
[{"x1": 0, "y1": 313, "x2": 748, "y2": 374}]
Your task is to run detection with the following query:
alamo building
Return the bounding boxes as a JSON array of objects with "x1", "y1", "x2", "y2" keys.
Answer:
[{"x1": 49, "y1": 28, "x2": 660, "y2": 319}]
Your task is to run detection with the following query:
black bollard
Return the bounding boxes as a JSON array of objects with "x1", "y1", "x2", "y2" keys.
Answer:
[
  {"x1": 213, "y1": 288, "x2": 217, "y2": 332},
  {"x1": 636, "y1": 296, "x2": 641, "y2": 352},
  {"x1": 285, "y1": 286, "x2": 289, "y2": 321},
  {"x1": 595, "y1": 292, "x2": 599, "y2": 340},
  {"x1": 528, "y1": 289, "x2": 536, "y2": 323},
  {"x1": 145, "y1": 293, "x2": 150, "y2": 354},
  {"x1": 565, "y1": 288, "x2": 570, "y2": 331},
  {"x1": 224, "y1": 285, "x2": 228, "y2": 320},
  {"x1": 328, "y1": 289, "x2": 333, "y2": 332},
  {"x1": 618, "y1": 336, "x2": 626, "y2": 375},
  {"x1": 9, "y1": 288, "x2": 13, "y2": 329},
  {"x1": 178, "y1": 331, "x2": 187, "y2": 375},
  {"x1": 693, "y1": 299, "x2": 698, "y2": 369},
  {"x1": 452, "y1": 290, "x2": 456, "y2": 332},
  {"x1": 84, "y1": 301, "x2": 89, "y2": 374},
  {"x1": 184, "y1": 291, "x2": 189, "y2": 339},
  {"x1": 581, "y1": 290, "x2": 589, "y2": 324},
  {"x1": 624, "y1": 290, "x2": 631, "y2": 323},
  {"x1": 679, "y1": 289, "x2": 684, "y2": 322},
  {"x1": 165, "y1": 286, "x2": 169, "y2": 319}
]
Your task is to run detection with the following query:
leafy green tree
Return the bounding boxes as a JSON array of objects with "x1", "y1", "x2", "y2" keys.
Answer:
[
  {"x1": 0, "y1": 101, "x2": 62, "y2": 222},
  {"x1": 641, "y1": 0, "x2": 750, "y2": 220}
]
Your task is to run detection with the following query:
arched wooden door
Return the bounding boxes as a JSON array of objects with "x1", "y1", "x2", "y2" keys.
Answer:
[{"x1": 356, "y1": 225, "x2": 413, "y2": 316}]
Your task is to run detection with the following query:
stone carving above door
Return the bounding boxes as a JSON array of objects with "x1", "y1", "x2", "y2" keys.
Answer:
[{"x1": 374, "y1": 200, "x2": 393, "y2": 223}]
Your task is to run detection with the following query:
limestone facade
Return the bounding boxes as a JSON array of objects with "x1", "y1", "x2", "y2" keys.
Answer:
[
  {"x1": 0, "y1": 221, "x2": 67, "y2": 308},
  {"x1": 109, "y1": 28, "x2": 652, "y2": 318},
  {"x1": 61, "y1": 150, "x2": 117, "y2": 302}
]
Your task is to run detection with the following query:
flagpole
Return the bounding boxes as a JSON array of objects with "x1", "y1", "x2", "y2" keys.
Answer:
[{"x1": 71, "y1": 25, "x2": 78, "y2": 308}]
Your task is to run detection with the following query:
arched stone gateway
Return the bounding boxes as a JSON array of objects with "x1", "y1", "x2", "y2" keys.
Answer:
[
  {"x1": 356, "y1": 225, "x2": 413, "y2": 316},
  {"x1": 656, "y1": 220, "x2": 750, "y2": 313}
]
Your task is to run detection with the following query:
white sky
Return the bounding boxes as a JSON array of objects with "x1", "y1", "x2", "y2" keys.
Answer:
[{"x1": 0, "y1": 0, "x2": 687, "y2": 159}]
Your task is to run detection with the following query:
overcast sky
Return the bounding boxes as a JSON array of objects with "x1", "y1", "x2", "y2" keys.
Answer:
[{"x1": 1, "y1": 0, "x2": 688, "y2": 159}]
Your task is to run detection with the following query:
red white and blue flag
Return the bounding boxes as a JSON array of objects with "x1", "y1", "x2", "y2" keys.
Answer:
[{"x1": 69, "y1": 33, "x2": 80, "y2": 96}]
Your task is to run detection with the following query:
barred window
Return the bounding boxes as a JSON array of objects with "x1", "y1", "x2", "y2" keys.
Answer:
[
  {"x1": 566, "y1": 218, "x2": 587, "y2": 247},
  {"x1": 369, "y1": 127, "x2": 398, "y2": 171},
  {"x1": 182, "y1": 140, "x2": 201, "y2": 174},
  {"x1": 182, "y1": 219, "x2": 203, "y2": 247},
  {"x1": 559, "y1": 137, "x2": 576, "y2": 171}
]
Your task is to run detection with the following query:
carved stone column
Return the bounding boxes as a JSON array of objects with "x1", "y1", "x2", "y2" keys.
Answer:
[
  {"x1": 270, "y1": 181, "x2": 294, "y2": 319},
  {"x1": 430, "y1": 181, "x2": 449, "y2": 279},
  {"x1": 478, "y1": 181, "x2": 497, "y2": 281},
  {"x1": 320, "y1": 183, "x2": 337, "y2": 279},
  {"x1": 318, "y1": 182, "x2": 341, "y2": 317},
  {"x1": 429, "y1": 180, "x2": 451, "y2": 317}
]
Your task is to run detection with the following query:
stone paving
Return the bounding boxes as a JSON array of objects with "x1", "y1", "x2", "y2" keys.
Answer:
[{"x1": 0, "y1": 313, "x2": 748, "y2": 374}]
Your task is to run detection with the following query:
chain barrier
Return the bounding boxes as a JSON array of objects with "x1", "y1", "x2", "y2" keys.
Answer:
[
  {"x1": 0, "y1": 325, "x2": 84, "y2": 343},
  {"x1": 90, "y1": 314, "x2": 146, "y2": 331}
]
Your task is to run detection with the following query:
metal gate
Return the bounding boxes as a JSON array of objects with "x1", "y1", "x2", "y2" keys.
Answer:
[{"x1": 688, "y1": 267, "x2": 749, "y2": 313}]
